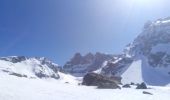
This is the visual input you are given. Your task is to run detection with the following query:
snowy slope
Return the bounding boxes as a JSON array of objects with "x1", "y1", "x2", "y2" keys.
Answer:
[
  {"x1": 1, "y1": 72, "x2": 170, "y2": 100},
  {"x1": 121, "y1": 60, "x2": 143, "y2": 84},
  {"x1": 0, "y1": 56, "x2": 60, "y2": 79},
  {"x1": 121, "y1": 56, "x2": 170, "y2": 86},
  {"x1": 141, "y1": 56, "x2": 170, "y2": 86}
]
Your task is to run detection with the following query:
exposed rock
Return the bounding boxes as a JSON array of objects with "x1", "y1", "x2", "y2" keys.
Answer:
[
  {"x1": 100, "y1": 56, "x2": 133, "y2": 77},
  {"x1": 136, "y1": 82, "x2": 147, "y2": 89},
  {"x1": 122, "y1": 84, "x2": 131, "y2": 88},
  {"x1": 82, "y1": 73, "x2": 121, "y2": 89},
  {"x1": 78, "y1": 83, "x2": 81, "y2": 85},
  {"x1": 65, "y1": 82, "x2": 69, "y2": 84},
  {"x1": 98, "y1": 82, "x2": 121, "y2": 89},
  {"x1": 30, "y1": 77, "x2": 36, "y2": 79},
  {"x1": 0, "y1": 56, "x2": 27, "y2": 63},
  {"x1": 143, "y1": 91, "x2": 153, "y2": 95},
  {"x1": 124, "y1": 17, "x2": 170, "y2": 83},
  {"x1": 130, "y1": 82, "x2": 135, "y2": 85},
  {"x1": 9, "y1": 72, "x2": 28, "y2": 78},
  {"x1": 118, "y1": 17, "x2": 170, "y2": 86},
  {"x1": 35, "y1": 71, "x2": 59, "y2": 79},
  {"x1": 36, "y1": 57, "x2": 60, "y2": 73},
  {"x1": 168, "y1": 72, "x2": 170, "y2": 75},
  {"x1": 2, "y1": 70, "x2": 10, "y2": 73},
  {"x1": 63, "y1": 52, "x2": 113, "y2": 77},
  {"x1": 51, "y1": 74, "x2": 60, "y2": 79}
]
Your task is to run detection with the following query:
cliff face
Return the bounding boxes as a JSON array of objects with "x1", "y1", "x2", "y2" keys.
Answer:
[
  {"x1": 98, "y1": 18, "x2": 170, "y2": 86},
  {"x1": 63, "y1": 52, "x2": 113, "y2": 77}
]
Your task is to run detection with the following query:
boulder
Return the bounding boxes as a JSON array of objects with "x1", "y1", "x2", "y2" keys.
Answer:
[
  {"x1": 136, "y1": 82, "x2": 147, "y2": 89},
  {"x1": 82, "y1": 73, "x2": 120, "y2": 89},
  {"x1": 98, "y1": 82, "x2": 121, "y2": 89},
  {"x1": 65, "y1": 82, "x2": 69, "y2": 84},
  {"x1": 130, "y1": 82, "x2": 135, "y2": 85}
]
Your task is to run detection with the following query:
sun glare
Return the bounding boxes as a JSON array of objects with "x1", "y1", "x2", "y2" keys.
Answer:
[
  {"x1": 128, "y1": 0, "x2": 164, "y2": 8},
  {"x1": 132, "y1": 0, "x2": 154, "y2": 5}
]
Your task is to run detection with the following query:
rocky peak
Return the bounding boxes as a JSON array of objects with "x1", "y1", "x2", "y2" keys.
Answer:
[
  {"x1": 68, "y1": 53, "x2": 92, "y2": 65},
  {"x1": 123, "y1": 17, "x2": 170, "y2": 70},
  {"x1": 125, "y1": 17, "x2": 170, "y2": 57},
  {"x1": 63, "y1": 52, "x2": 113, "y2": 76}
]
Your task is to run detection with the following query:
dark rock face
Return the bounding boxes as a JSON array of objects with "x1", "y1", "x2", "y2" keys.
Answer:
[
  {"x1": 9, "y1": 72, "x2": 27, "y2": 78},
  {"x1": 122, "y1": 84, "x2": 131, "y2": 88},
  {"x1": 143, "y1": 91, "x2": 153, "y2": 95},
  {"x1": 63, "y1": 52, "x2": 113, "y2": 76},
  {"x1": 130, "y1": 82, "x2": 135, "y2": 85},
  {"x1": 51, "y1": 74, "x2": 60, "y2": 79},
  {"x1": 82, "y1": 73, "x2": 121, "y2": 89},
  {"x1": 136, "y1": 82, "x2": 147, "y2": 89},
  {"x1": 0, "y1": 56, "x2": 27, "y2": 63},
  {"x1": 98, "y1": 82, "x2": 121, "y2": 89},
  {"x1": 124, "y1": 17, "x2": 170, "y2": 68},
  {"x1": 35, "y1": 57, "x2": 60, "y2": 73},
  {"x1": 35, "y1": 72, "x2": 60, "y2": 79},
  {"x1": 148, "y1": 52, "x2": 170, "y2": 67},
  {"x1": 101, "y1": 56, "x2": 133, "y2": 77}
]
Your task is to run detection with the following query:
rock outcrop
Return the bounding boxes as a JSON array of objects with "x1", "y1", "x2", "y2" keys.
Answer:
[{"x1": 82, "y1": 73, "x2": 121, "y2": 89}]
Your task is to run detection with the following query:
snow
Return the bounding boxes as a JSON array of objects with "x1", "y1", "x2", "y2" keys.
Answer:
[
  {"x1": 155, "y1": 19, "x2": 170, "y2": 24},
  {"x1": 58, "y1": 72, "x2": 79, "y2": 84},
  {"x1": 141, "y1": 56, "x2": 170, "y2": 86},
  {"x1": 121, "y1": 56, "x2": 170, "y2": 86},
  {"x1": 93, "y1": 61, "x2": 108, "y2": 73},
  {"x1": 0, "y1": 60, "x2": 34, "y2": 77},
  {"x1": 1, "y1": 73, "x2": 170, "y2": 100},
  {"x1": 0, "y1": 58, "x2": 59, "y2": 78},
  {"x1": 121, "y1": 60, "x2": 143, "y2": 84}
]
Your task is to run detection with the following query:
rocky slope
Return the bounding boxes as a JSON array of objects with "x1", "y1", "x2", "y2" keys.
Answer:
[
  {"x1": 126, "y1": 17, "x2": 170, "y2": 68},
  {"x1": 63, "y1": 52, "x2": 113, "y2": 76},
  {"x1": 99, "y1": 55, "x2": 133, "y2": 77}
]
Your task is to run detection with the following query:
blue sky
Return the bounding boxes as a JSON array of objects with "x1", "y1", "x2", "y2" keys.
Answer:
[{"x1": 0, "y1": 0, "x2": 170, "y2": 65}]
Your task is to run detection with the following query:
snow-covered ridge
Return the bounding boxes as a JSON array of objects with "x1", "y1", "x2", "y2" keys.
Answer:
[{"x1": 0, "y1": 56, "x2": 60, "y2": 79}]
